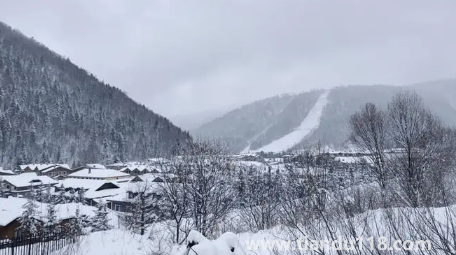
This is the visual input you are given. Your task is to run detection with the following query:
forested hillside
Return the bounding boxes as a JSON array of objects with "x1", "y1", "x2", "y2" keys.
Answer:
[
  {"x1": 0, "y1": 22, "x2": 191, "y2": 168},
  {"x1": 195, "y1": 82, "x2": 456, "y2": 153},
  {"x1": 193, "y1": 91, "x2": 323, "y2": 152}
]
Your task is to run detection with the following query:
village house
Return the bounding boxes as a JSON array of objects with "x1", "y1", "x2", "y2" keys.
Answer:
[
  {"x1": 40, "y1": 165, "x2": 72, "y2": 179},
  {"x1": 106, "y1": 180, "x2": 163, "y2": 213},
  {"x1": 57, "y1": 178, "x2": 130, "y2": 206},
  {"x1": 0, "y1": 173, "x2": 58, "y2": 197},
  {"x1": 19, "y1": 164, "x2": 71, "y2": 179},
  {"x1": 0, "y1": 197, "x2": 95, "y2": 239},
  {"x1": 19, "y1": 164, "x2": 69, "y2": 174}
]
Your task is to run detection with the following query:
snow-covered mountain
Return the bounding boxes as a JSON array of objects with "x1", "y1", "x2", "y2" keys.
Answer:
[
  {"x1": 193, "y1": 81, "x2": 456, "y2": 153},
  {"x1": 0, "y1": 22, "x2": 191, "y2": 168}
]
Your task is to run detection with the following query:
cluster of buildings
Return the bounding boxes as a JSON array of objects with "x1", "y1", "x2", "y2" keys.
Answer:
[{"x1": 0, "y1": 159, "x2": 177, "y2": 210}]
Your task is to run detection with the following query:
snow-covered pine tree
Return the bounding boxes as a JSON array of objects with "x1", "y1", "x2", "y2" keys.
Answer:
[
  {"x1": 236, "y1": 167, "x2": 246, "y2": 207},
  {"x1": 102, "y1": 138, "x2": 110, "y2": 164},
  {"x1": 273, "y1": 169, "x2": 284, "y2": 203},
  {"x1": 77, "y1": 187, "x2": 86, "y2": 205},
  {"x1": 18, "y1": 188, "x2": 41, "y2": 236},
  {"x1": 68, "y1": 189, "x2": 76, "y2": 203},
  {"x1": 44, "y1": 198, "x2": 59, "y2": 235},
  {"x1": 68, "y1": 207, "x2": 86, "y2": 237},
  {"x1": 91, "y1": 200, "x2": 112, "y2": 232},
  {"x1": 56, "y1": 184, "x2": 67, "y2": 204},
  {"x1": 35, "y1": 185, "x2": 44, "y2": 203},
  {"x1": 41, "y1": 184, "x2": 52, "y2": 204}
]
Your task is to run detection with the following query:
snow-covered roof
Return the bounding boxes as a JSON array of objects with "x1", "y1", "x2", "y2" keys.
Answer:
[
  {"x1": 59, "y1": 178, "x2": 111, "y2": 191},
  {"x1": 120, "y1": 165, "x2": 152, "y2": 172},
  {"x1": 85, "y1": 186, "x2": 126, "y2": 200},
  {"x1": 68, "y1": 169, "x2": 130, "y2": 179},
  {"x1": 1, "y1": 173, "x2": 58, "y2": 188},
  {"x1": 57, "y1": 179, "x2": 129, "y2": 200},
  {"x1": 131, "y1": 173, "x2": 177, "y2": 183},
  {"x1": 41, "y1": 165, "x2": 71, "y2": 173},
  {"x1": 0, "y1": 168, "x2": 14, "y2": 175},
  {"x1": 0, "y1": 197, "x2": 96, "y2": 227},
  {"x1": 19, "y1": 164, "x2": 69, "y2": 171},
  {"x1": 106, "y1": 181, "x2": 164, "y2": 202}
]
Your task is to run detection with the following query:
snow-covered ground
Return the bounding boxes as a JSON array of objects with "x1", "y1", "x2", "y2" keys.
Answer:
[
  {"x1": 252, "y1": 90, "x2": 330, "y2": 153},
  {"x1": 54, "y1": 203, "x2": 455, "y2": 255},
  {"x1": 49, "y1": 230, "x2": 156, "y2": 255}
]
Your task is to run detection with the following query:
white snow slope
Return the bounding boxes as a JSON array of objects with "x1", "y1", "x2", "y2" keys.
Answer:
[{"x1": 253, "y1": 90, "x2": 330, "y2": 153}]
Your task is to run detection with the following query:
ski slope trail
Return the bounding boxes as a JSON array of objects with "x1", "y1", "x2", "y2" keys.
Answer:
[{"x1": 253, "y1": 90, "x2": 330, "y2": 153}]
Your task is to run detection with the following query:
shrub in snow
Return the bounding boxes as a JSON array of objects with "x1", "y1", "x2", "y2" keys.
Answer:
[{"x1": 181, "y1": 230, "x2": 244, "y2": 255}]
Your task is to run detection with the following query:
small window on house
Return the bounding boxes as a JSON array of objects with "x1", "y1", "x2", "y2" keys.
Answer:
[
  {"x1": 128, "y1": 192, "x2": 135, "y2": 199},
  {"x1": 115, "y1": 204, "x2": 121, "y2": 211}
]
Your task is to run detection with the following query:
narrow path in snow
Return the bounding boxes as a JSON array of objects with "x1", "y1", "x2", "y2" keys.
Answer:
[{"x1": 252, "y1": 90, "x2": 330, "y2": 153}]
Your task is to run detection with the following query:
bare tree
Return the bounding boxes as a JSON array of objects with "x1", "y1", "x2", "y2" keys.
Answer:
[
  {"x1": 350, "y1": 91, "x2": 456, "y2": 208},
  {"x1": 237, "y1": 165, "x2": 282, "y2": 231},
  {"x1": 159, "y1": 160, "x2": 191, "y2": 244},
  {"x1": 387, "y1": 91, "x2": 453, "y2": 207},
  {"x1": 180, "y1": 138, "x2": 236, "y2": 238},
  {"x1": 350, "y1": 103, "x2": 389, "y2": 191}
]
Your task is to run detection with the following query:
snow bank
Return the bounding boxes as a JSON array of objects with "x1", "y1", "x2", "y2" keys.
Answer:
[
  {"x1": 51, "y1": 229, "x2": 157, "y2": 255},
  {"x1": 178, "y1": 230, "x2": 245, "y2": 255}
]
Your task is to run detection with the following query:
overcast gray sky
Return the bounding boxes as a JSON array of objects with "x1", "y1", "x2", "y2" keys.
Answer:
[{"x1": 0, "y1": 0, "x2": 455, "y2": 119}]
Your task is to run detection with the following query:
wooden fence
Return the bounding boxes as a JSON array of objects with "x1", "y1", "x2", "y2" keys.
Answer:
[{"x1": 0, "y1": 232, "x2": 75, "y2": 255}]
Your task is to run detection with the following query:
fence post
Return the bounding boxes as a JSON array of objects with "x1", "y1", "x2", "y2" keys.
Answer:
[
  {"x1": 10, "y1": 238, "x2": 14, "y2": 255},
  {"x1": 27, "y1": 235, "x2": 31, "y2": 255}
]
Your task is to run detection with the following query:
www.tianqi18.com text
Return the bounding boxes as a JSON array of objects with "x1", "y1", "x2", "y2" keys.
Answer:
[{"x1": 245, "y1": 236, "x2": 432, "y2": 252}]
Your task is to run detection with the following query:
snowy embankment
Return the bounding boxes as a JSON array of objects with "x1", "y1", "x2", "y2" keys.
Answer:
[
  {"x1": 55, "y1": 204, "x2": 456, "y2": 255},
  {"x1": 253, "y1": 90, "x2": 330, "y2": 153},
  {"x1": 49, "y1": 230, "x2": 154, "y2": 255}
]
